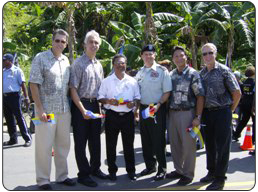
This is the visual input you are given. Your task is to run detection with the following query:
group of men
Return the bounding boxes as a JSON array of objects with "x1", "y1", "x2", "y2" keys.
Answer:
[{"x1": 3, "y1": 29, "x2": 242, "y2": 190}]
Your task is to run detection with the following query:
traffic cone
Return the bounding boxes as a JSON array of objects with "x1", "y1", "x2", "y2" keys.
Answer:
[
  {"x1": 240, "y1": 126, "x2": 254, "y2": 151},
  {"x1": 52, "y1": 148, "x2": 54, "y2": 156}
]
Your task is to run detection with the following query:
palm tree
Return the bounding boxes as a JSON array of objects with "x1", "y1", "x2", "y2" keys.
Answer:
[
  {"x1": 174, "y1": 2, "x2": 222, "y2": 69},
  {"x1": 210, "y1": 2, "x2": 254, "y2": 68}
]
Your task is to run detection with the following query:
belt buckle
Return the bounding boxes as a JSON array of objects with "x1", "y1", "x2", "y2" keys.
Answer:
[{"x1": 118, "y1": 112, "x2": 125, "y2": 116}]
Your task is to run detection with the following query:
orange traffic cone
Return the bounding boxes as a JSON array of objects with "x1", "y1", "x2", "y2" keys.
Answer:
[{"x1": 240, "y1": 126, "x2": 254, "y2": 151}]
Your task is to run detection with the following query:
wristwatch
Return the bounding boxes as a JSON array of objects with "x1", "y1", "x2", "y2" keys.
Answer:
[{"x1": 195, "y1": 114, "x2": 201, "y2": 120}]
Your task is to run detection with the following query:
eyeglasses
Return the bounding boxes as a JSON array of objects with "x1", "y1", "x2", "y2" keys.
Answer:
[
  {"x1": 115, "y1": 62, "x2": 126, "y2": 65},
  {"x1": 54, "y1": 39, "x2": 66, "y2": 44},
  {"x1": 202, "y1": 52, "x2": 214, "y2": 56}
]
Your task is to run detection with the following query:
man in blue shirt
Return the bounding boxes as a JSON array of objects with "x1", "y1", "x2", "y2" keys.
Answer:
[{"x1": 3, "y1": 53, "x2": 32, "y2": 147}]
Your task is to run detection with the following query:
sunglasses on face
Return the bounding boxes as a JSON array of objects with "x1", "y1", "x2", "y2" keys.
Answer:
[
  {"x1": 202, "y1": 52, "x2": 214, "y2": 56},
  {"x1": 54, "y1": 39, "x2": 66, "y2": 44}
]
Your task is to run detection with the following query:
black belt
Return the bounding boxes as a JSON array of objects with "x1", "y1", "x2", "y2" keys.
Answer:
[
  {"x1": 81, "y1": 98, "x2": 97, "y2": 103},
  {"x1": 3, "y1": 92, "x2": 19, "y2": 97},
  {"x1": 205, "y1": 105, "x2": 230, "y2": 111},
  {"x1": 171, "y1": 108, "x2": 192, "y2": 111},
  {"x1": 108, "y1": 109, "x2": 132, "y2": 116}
]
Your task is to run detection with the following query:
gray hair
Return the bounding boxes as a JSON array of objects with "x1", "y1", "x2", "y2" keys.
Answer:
[
  {"x1": 84, "y1": 30, "x2": 101, "y2": 45},
  {"x1": 52, "y1": 29, "x2": 69, "y2": 42},
  {"x1": 202, "y1": 43, "x2": 217, "y2": 54}
]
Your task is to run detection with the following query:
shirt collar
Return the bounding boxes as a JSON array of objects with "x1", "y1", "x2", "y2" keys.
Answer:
[
  {"x1": 144, "y1": 61, "x2": 158, "y2": 71},
  {"x1": 48, "y1": 49, "x2": 65, "y2": 61},
  {"x1": 83, "y1": 53, "x2": 97, "y2": 64},
  {"x1": 176, "y1": 65, "x2": 189, "y2": 75}
]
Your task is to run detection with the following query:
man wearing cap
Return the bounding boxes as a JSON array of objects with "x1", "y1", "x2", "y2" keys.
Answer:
[
  {"x1": 98, "y1": 54, "x2": 140, "y2": 181},
  {"x1": 199, "y1": 43, "x2": 241, "y2": 190},
  {"x1": 166, "y1": 46, "x2": 205, "y2": 186},
  {"x1": 135, "y1": 44, "x2": 172, "y2": 181},
  {"x1": 3, "y1": 53, "x2": 32, "y2": 147}
]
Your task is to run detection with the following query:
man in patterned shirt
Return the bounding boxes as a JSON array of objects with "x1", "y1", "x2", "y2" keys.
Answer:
[
  {"x1": 199, "y1": 43, "x2": 241, "y2": 190},
  {"x1": 70, "y1": 30, "x2": 107, "y2": 187},
  {"x1": 166, "y1": 46, "x2": 205, "y2": 186},
  {"x1": 30, "y1": 29, "x2": 75, "y2": 190}
]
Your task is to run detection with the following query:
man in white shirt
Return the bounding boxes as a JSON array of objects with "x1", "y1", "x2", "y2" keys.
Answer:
[{"x1": 98, "y1": 54, "x2": 140, "y2": 181}]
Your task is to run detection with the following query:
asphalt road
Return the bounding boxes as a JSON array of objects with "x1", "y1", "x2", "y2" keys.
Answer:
[{"x1": 2, "y1": 123, "x2": 255, "y2": 191}]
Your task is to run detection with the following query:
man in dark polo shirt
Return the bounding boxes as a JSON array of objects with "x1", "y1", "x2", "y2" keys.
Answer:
[{"x1": 199, "y1": 43, "x2": 241, "y2": 190}]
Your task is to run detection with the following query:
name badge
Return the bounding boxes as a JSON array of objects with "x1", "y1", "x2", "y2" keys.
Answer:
[{"x1": 150, "y1": 71, "x2": 159, "y2": 78}]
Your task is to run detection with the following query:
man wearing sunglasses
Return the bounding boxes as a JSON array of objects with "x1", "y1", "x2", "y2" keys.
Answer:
[
  {"x1": 30, "y1": 29, "x2": 75, "y2": 190},
  {"x1": 199, "y1": 43, "x2": 241, "y2": 190}
]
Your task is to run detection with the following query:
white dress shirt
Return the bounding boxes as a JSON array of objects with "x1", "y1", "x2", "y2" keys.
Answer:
[{"x1": 98, "y1": 73, "x2": 141, "y2": 112}]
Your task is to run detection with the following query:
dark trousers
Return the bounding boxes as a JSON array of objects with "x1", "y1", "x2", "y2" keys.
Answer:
[
  {"x1": 139, "y1": 104, "x2": 167, "y2": 173},
  {"x1": 202, "y1": 107, "x2": 232, "y2": 179},
  {"x1": 234, "y1": 105, "x2": 255, "y2": 142},
  {"x1": 3, "y1": 92, "x2": 31, "y2": 142},
  {"x1": 105, "y1": 110, "x2": 135, "y2": 174},
  {"x1": 71, "y1": 100, "x2": 101, "y2": 179}
]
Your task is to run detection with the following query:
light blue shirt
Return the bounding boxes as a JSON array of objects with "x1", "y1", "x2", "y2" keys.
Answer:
[
  {"x1": 135, "y1": 62, "x2": 172, "y2": 105},
  {"x1": 3, "y1": 65, "x2": 25, "y2": 93}
]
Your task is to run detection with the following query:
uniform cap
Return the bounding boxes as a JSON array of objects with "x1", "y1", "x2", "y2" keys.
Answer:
[
  {"x1": 141, "y1": 44, "x2": 156, "y2": 54},
  {"x1": 3, "y1": 53, "x2": 13, "y2": 61}
]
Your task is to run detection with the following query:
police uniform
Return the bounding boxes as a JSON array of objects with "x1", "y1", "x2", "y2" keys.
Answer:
[
  {"x1": 233, "y1": 77, "x2": 255, "y2": 141},
  {"x1": 3, "y1": 54, "x2": 31, "y2": 145},
  {"x1": 135, "y1": 59, "x2": 172, "y2": 174}
]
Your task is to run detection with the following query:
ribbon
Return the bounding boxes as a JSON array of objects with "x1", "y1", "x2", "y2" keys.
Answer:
[
  {"x1": 115, "y1": 93, "x2": 130, "y2": 105},
  {"x1": 32, "y1": 114, "x2": 56, "y2": 125},
  {"x1": 186, "y1": 125, "x2": 204, "y2": 149},
  {"x1": 85, "y1": 110, "x2": 105, "y2": 119}
]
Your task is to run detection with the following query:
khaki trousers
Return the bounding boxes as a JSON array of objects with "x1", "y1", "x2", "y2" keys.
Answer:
[
  {"x1": 168, "y1": 109, "x2": 196, "y2": 179},
  {"x1": 35, "y1": 111, "x2": 71, "y2": 186}
]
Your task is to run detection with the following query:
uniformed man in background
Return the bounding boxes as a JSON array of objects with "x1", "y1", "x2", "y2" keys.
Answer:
[{"x1": 135, "y1": 44, "x2": 172, "y2": 181}]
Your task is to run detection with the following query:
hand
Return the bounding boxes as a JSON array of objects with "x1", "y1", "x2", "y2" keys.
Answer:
[
  {"x1": 192, "y1": 118, "x2": 200, "y2": 127},
  {"x1": 24, "y1": 98, "x2": 30, "y2": 111},
  {"x1": 134, "y1": 110, "x2": 139, "y2": 122},
  {"x1": 126, "y1": 101, "x2": 135, "y2": 109},
  {"x1": 109, "y1": 98, "x2": 119, "y2": 106},
  {"x1": 153, "y1": 103, "x2": 161, "y2": 113},
  {"x1": 37, "y1": 109, "x2": 48, "y2": 122},
  {"x1": 82, "y1": 110, "x2": 92, "y2": 120}
]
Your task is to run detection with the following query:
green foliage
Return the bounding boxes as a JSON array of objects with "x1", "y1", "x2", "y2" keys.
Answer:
[{"x1": 3, "y1": 2, "x2": 255, "y2": 80}]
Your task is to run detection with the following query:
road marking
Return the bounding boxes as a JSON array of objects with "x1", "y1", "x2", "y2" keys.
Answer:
[{"x1": 139, "y1": 181, "x2": 255, "y2": 190}]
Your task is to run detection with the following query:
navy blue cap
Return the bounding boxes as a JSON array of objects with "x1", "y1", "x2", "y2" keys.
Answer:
[
  {"x1": 3, "y1": 53, "x2": 13, "y2": 61},
  {"x1": 141, "y1": 44, "x2": 156, "y2": 54}
]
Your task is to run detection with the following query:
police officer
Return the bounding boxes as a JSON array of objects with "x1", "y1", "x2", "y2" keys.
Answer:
[
  {"x1": 3, "y1": 53, "x2": 32, "y2": 147},
  {"x1": 135, "y1": 44, "x2": 172, "y2": 181},
  {"x1": 233, "y1": 66, "x2": 255, "y2": 142}
]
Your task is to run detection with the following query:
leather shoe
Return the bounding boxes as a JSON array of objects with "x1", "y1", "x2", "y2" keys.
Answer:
[
  {"x1": 58, "y1": 178, "x2": 76, "y2": 186},
  {"x1": 91, "y1": 169, "x2": 108, "y2": 179},
  {"x1": 128, "y1": 172, "x2": 137, "y2": 181},
  {"x1": 39, "y1": 184, "x2": 52, "y2": 190},
  {"x1": 206, "y1": 179, "x2": 225, "y2": 190},
  {"x1": 154, "y1": 172, "x2": 166, "y2": 181},
  {"x1": 200, "y1": 173, "x2": 215, "y2": 183},
  {"x1": 166, "y1": 171, "x2": 182, "y2": 179},
  {"x1": 108, "y1": 173, "x2": 117, "y2": 181},
  {"x1": 3, "y1": 140, "x2": 18, "y2": 146},
  {"x1": 140, "y1": 168, "x2": 156, "y2": 176},
  {"x1": 24, "y1": 140, "x2": 32, "y2": 147},
  {"x1": 78, "y1": 177, "x2": 97, "y2": 187},
  {"x1": 177, "y1": 176, "x2": 193, "y2": 186}
]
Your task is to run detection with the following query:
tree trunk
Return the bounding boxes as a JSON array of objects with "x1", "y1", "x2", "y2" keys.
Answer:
[
  {"x1": 144, "y1": 2, "x2": 157, "y2": 45},
  {"x1": 227, "y1": 26, "x2": 234, "y2": 68},
  {"x1": 67, "y1": 7, "x2": 76, "y2": 64},
  {"x1": 190, "y1": 31, "x2": 198, "y2": 69}
]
